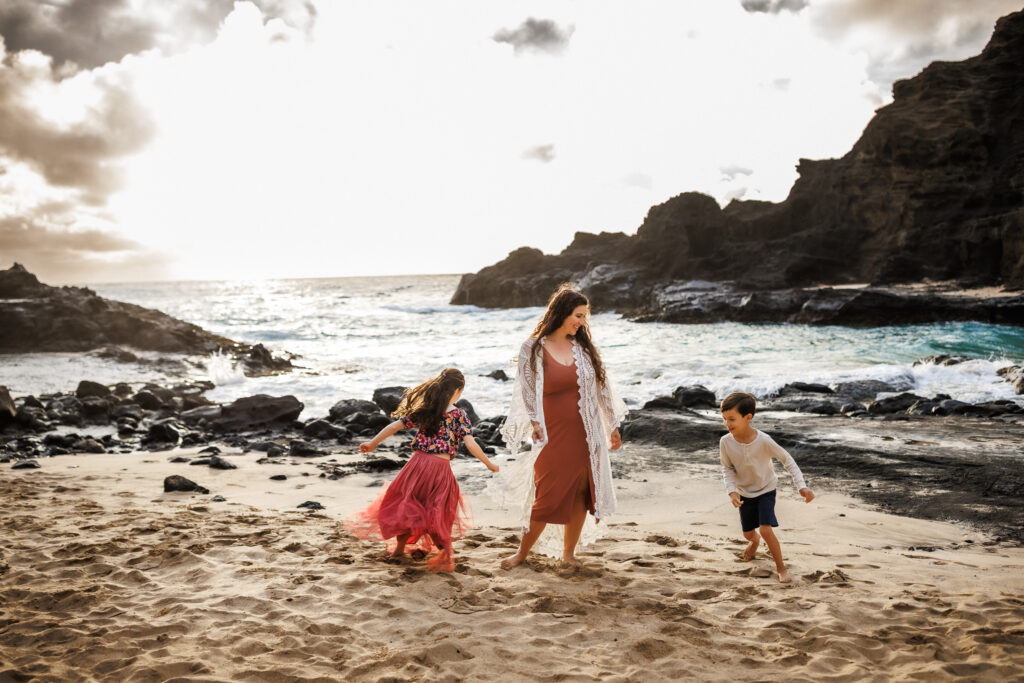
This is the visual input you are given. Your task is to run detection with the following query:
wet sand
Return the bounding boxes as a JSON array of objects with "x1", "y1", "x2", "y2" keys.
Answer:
[{"x1": 2, "y1": 446, "x2": 1023, "y2": 681}]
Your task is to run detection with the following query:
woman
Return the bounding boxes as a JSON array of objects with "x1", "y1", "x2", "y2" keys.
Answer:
[{"x1": 493, "y1": 283, "x2": 627, "y2": 568}]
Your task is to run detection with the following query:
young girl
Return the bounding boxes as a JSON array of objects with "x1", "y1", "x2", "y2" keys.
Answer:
[{"x1": 345, "y1": 368, "x2": 499, "y2": 571}]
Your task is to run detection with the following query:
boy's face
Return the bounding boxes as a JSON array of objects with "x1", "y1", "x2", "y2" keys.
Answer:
[{"x1": 721, "y1": 407, "x2": 753, "y2": 435}]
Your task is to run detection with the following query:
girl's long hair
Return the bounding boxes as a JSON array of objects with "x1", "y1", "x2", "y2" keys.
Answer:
[
  {"x1": 529, "y1": 283, "x2": 606, "y2": 385},
  {"x1": 393, "y1": 368, "x2": 466, "y2": 435}
]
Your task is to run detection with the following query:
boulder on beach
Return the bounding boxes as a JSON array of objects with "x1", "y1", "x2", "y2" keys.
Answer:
[
  {"x1": 328, "y1": 399, "x2": 381, "y2": 422},
  {"x1": 163, "y1": 475, "x2": 209, "y2": 494},
  {"x1": 456, "y1": 399, "x2": 480, "y2": 425},
  {"x1": 867, "y1": 393, "x2": 928, "y2": 415},
  {"x1": 11, "y1": 459, "x2": 41, "y2": 469},
  {"x1": 213, "y1": 395, "x2": 304, "y2": 431},
  {"x1": 75, "y1": 381, "x2": 110, "y2": 399},
  {"x1": 0, "y1": 386, "x2": 15, "y2": 420},
  {"x1": 620, "y1": 408, "x2": 724, "y2": 450},
  {"x1": 372, "y1": 387, "x2": 407, "y2": 415},
  {"x1": 302, "y1": 419, "x2": 348, "y2": 440},
  {"x1": 208, "y1": 455, "x2": 237, "y2": 470}
]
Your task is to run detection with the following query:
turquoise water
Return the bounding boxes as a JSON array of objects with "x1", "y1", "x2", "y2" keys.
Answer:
[{"x1": 3, "y1": 275, "x2": 1021, "y2": 418}]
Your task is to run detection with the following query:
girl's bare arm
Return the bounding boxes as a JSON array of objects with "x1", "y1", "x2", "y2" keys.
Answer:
[
  {"x1": 360, "y1": 419, "x2": 406, "y2": 453},
  {"x1": 462, "y1": 435, "x2": 499, "y2": 472}
]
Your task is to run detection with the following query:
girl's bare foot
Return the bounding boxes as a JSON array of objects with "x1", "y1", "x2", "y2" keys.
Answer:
[
  {"x1": 743, "y1": 533, "x2": 760, "y2": 561},
  {"x1": 500, "y1": 552, "x2": 527, "y2": 570},
  {"x1": 777, "y1": 568, "x2": 793, "y2": 583},
  {"x1": 559, "y1": 556, "x2": 583, "y2": 568}
]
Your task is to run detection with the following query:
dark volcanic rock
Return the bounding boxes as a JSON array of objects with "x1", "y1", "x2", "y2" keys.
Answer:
[
  {"x1": 163, "y1": 475, "x2": 209, "y2": 494},
  {"x1": 297, "y1": 500, "x2": 324, "y2": 510},
  {"x1": 146, "y1": 419, "x2": 183, "y2": 445},
  {"x1": 998, "y1": 366, "x2": 1024, "y2": 394},
  {"x1": 484, "y1": 369, "x2": 510, "y2": 382},
  {"x1": 832, "y1": 380, "x2": 905, "y2": 400},
  {"x1": 302, "y1": 419, "x2": 348, "y2": 440},
  {"x1": 619, "y1": 408, "x2": 724, "y2": 450},
  {"x1": 75, "y1": 380, "x2": 110, "y2": 399},
  {"x1": 673, "y1": 385, "x2": 718, "y2": 408},
  {"x1": 214, "y1": 395, "x2": 303, "y2": 432},
  {"x1": 289, "y1": 439, "x2": 324, "y2": 457},
  {"x1": 354, "y1": 457, "x2": 405, "y2": 473},
  {"x1": 455, "y1": 399, "x2": 479, "y2": 425},
  {"x1": 778, "y1": 382, "x2": 833, "y2": 396},
  {"x1": 372, "y1": 387, "x2": 407, "y2": 415},
  {"x1": 208, "y1": 455, "x2": 237, "y2": 470},
  {"x1": 72, "y1": 437, "x2": 106, "y2": 454},
  {"x1": 11, "y1": 459, "x2": 40, "y2": 469},
  {"x1": 180, "y1": 405, "x2": 222, "y2": 425},
  {"x1": 451, "y1": 11, "x2": 1024, "y2": 323},
  {"x1": 329, "y1": 399, "x2": 381, "y2": 422},
  {"x1": 0, "y1": 263, "x2": 294, "y2": 371},
  {"x1": 868, "y1": 393, "x2": 928, "y2": 415},
  {"x1": 0, "y1": 386, "x2": 15, "y2": 421}
]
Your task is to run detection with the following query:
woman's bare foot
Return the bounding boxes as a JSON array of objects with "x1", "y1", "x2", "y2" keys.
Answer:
[
  {"x1": 777, "y1": 567, "x2": 793, "y2": 583},
  {"x1": 500, "y1": 552, "x2": 528, "y2": 570},
  {"x1": 743, "y1": 533, "x2": 760, "y2": 561}
]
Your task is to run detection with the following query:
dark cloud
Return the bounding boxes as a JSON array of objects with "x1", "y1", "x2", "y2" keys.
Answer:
[
  {"x1": 811, "y1": 0, "x2": 1021, "y2": 85},
  {"x1": 0, "y1": 212, "x2": 170, "y2": 284},
  {"x1": 493, "y1": 18, "x2": 574, "y2": 55},
  {"x1": 0, "y1": 0, "x2": 318, "y2": 69},
  {"x1": 522, "y1": 144, "x2": 556, "y2": 163},
  {"x1": 0, "y1": 54, "x2": 156, "y2": 204},
  {"x1": 720, "y1": 164, "x2": 754, "y2": 180},
  {"x1": 740, "y1": 0, "x2": 809, "y2": 14}
]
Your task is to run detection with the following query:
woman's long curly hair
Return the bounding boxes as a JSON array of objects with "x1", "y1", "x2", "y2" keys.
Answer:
[
  {"x1": 529, "y1": 284, "x2": 606, "y2": 385},
  {"x1": 393, "y1": 368, "x2": 465, "y2": 436}
]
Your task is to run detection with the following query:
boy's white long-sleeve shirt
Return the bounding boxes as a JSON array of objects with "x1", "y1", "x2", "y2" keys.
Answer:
[{"x1": 720, "y1": 430, "x2": 807, "y2": 498}]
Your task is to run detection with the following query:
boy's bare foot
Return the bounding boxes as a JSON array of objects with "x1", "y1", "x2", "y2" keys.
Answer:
[
  {"x1": 743, "y1": 534, "x2": 760, "y2": 561},
  {"x1": 777, "y1": 568, "x2": 793, "y2": 583},
  {"x1": 500, "y1": 552, "x2": 527, "y2": 570}
]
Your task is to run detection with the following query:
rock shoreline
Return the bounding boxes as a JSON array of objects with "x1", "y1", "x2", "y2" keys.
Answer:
[
  {"x1": 3, "y1": 366, "x2": 1022, "y2": 543},
  {"x1": 0, "y1": 263, "x2": 293, "y2": 375}
]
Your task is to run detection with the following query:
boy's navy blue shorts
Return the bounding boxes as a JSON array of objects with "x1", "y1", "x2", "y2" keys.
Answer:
[{"x1": 739, "y1": 490, "x2": 778, "y2": 532}]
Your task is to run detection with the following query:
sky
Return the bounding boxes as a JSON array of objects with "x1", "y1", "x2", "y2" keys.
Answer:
[{"x1": 0, "y1": 0, "x2": 1020, "y2": 284}]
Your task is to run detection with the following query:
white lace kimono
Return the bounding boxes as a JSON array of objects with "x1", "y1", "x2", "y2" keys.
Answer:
[{"x1": 486, "y1": 336, "x2": 628, "y2": 557}]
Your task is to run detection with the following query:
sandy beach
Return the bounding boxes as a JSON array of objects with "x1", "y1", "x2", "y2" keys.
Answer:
[{"x1": 3, "y1": 445, "x2": 1023, "y2": 682}]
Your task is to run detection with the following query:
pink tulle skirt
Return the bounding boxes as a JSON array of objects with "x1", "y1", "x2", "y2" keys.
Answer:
[{"x1": 344, "y1": 450, "x2": 472, "y2": 571}]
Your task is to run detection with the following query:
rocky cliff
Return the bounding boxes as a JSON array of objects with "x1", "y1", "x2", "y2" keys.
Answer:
[
  {"x1": 0, "y1": 263, "x2": 293, "y2": 374},
  {"x1": 452, "y1": 9, "x2": 1024, "y2": 324}
]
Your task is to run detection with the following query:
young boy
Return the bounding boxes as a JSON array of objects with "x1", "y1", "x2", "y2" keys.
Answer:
[{"x1": 719, "y1": 391, "x2": 814, "y2": 583}]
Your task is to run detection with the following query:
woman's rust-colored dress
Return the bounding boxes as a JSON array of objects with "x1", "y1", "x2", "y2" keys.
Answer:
[{"x1": 531, "y1": 351, "x2": 595, "y2": 524}]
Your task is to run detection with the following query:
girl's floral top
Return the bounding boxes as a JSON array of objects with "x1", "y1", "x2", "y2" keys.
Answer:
[{"x1": 400, "y1": 408, "x2": 473, "y2": 457}]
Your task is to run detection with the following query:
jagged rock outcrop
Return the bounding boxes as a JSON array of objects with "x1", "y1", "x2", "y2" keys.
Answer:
[
  {"x1": 452, "y1": 10, "x2": 1024, "y2": 324},
  {"x1": 0, "y1": 263, "x2": 294, "y2": 373}
]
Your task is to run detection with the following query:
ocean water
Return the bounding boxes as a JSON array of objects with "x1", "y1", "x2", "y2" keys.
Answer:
[{"x1": 3, "y1": 275, "x2": 1023, "y2": 419}]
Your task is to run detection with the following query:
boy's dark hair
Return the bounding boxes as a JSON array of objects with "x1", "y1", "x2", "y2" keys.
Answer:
[{"x1": 720, "y1": 391, "x2": 757, "y2": 417}]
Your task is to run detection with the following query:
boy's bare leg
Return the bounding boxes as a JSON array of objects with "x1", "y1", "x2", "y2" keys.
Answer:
[
  {"x1": 742, "y1": 529, "x2": 760, "y2": 561},
  {"x1": 391, "y1": 532, "x2": 410, "y2": 557},
  {"x1": 500, "y1": 520, "x2": 547, "y2": 569},
  {"x1": 561, "y1": 479, "x2": 590, "y2": 566},
  {"x1": 759, "y1": 525, "x2": 792, "y2": 583}
]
